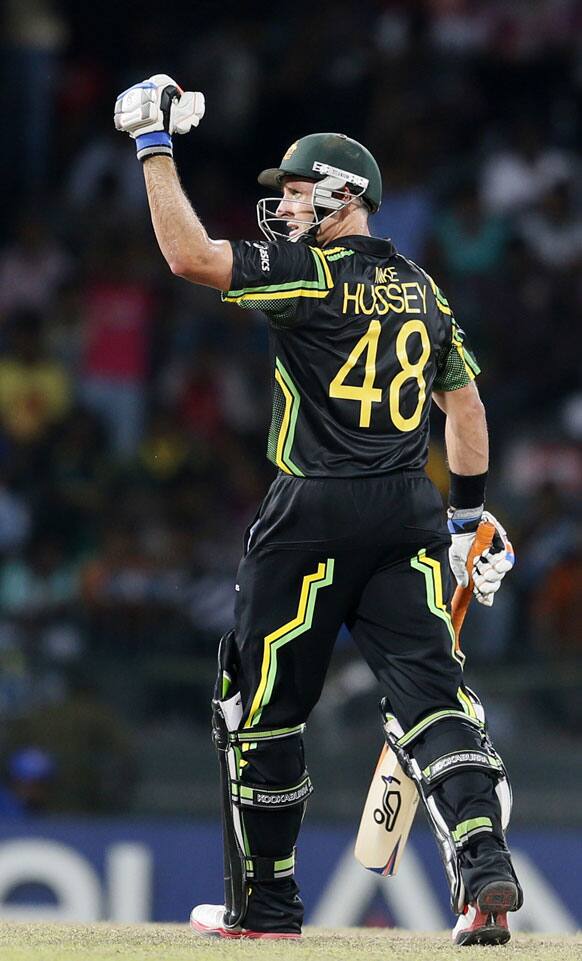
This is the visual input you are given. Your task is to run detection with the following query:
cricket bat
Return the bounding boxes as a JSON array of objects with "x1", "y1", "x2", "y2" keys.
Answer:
[{"x1": 354, "y1": 520, "x2": 496, "y2": 876}]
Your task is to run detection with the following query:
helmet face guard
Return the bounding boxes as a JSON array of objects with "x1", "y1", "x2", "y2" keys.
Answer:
[{"x1": 257, "y1": 169, "x2": 369, "y2": 244}]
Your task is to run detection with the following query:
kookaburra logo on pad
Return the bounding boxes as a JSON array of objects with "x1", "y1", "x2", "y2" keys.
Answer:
[{"x1": 373, "y1": 775, "x2": 402, "y2": 832}]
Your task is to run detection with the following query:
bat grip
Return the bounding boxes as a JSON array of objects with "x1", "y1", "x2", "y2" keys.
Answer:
[{"x1": 451, "y1": 519, "x2": 496, "y2": 649}]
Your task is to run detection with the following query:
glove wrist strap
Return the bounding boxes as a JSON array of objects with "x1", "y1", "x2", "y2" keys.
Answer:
[
  {"x1": 447, "y1": 505, "x2": 483, "y2": 534},
  {"x1": 448, "y1": 470, "x2": 488, "y2": 511},
  {"x1": 135, "y1": 131, "x2": 173, "y2": 161}
]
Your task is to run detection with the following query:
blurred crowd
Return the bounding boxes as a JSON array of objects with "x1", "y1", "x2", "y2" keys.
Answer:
[{"x1": 0, "y1": 0, "x2": 580, "y2": 814}]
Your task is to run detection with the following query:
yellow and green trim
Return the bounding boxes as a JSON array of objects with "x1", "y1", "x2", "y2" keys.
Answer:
[
  {"x1": 397, "y1": 709, "x2": 481, "y2": 749},
  {"x1": 220, "y1": 670, "x2": 233, "y2": 700},
  {"x1": 410, "y1": 549, "x2": 463, "y2": 666},
  {"x1": 452, "y1": 816, "x2": 493, "y2": 847},
  {"x1": 321, "y1": 246, "x2": 355, "y2": 262},
  {"x1": 457, "y1": 687, "x2": 478, "y2": 718},
  {"x1": 222, "y1": 246, "x2": 333, "y2": 306},
  {"x1": 451, "y1": 317, "x2": 480, "y2": 382},
  {"x1": 273, "y1": 358, "x2": 304, "y2": 476},
  {"x1": 245, "y1": 852, "x2": 295, "y2": 880},
  {"x1": 230, "y1": 723, "x2": 305, "y2": 744},
  {"x1": 424, "y1": 272, "x2": 452, "y2": 317},
  {"x1": 244, "y1": 559, "x2": 335, "y2": 729}
]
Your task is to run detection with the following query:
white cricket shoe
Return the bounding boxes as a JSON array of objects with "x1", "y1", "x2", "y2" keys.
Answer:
[
  {"x1": 453, "y1": 880, "x2": 518, "y2": 946},
  {"x1": 190, "y1": 903, "x2": 301, "y2": 939}
]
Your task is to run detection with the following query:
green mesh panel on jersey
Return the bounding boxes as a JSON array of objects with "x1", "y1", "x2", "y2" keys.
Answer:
[
  {"x1": 268, "y1": 303, "x2": 304, "y2": 329},
  {"x1": 223, "y1": 294, "x2": 299, "y2": 326},
  {"x1": 267, "y1": 358, "x2": 304, "y2": 475},
  {"x1": 433, "y1": 318, "x2": 480, "y2": 391},
  {"x1": 267, "y1": 378, "x2": 286, "y2": 464}
]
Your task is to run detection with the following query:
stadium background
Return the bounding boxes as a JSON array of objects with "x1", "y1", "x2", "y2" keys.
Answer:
[{"x1": 0, "y1": 0, "x2": 580, "y2": 929}]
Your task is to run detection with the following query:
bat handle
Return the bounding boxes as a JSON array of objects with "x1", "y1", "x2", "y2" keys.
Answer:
[{"x1": 451, "y1": 519, "x2": 496, "y2": 651}]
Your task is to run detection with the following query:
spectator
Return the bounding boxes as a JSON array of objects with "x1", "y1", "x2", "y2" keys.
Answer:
[
  {"x1": 174, "y1": 347, "x2": 226, "y2": 442},
  {"x1": 7, "y1": 675, "x2": 134, "y2": 813},
  {"x1": 428, "y1": 0, "x2": 492, "y2": 57},
  {"x1": 529, "y1": 537, "x2": 582, "y2": 732},
  {"x1": 532, "y1": 541, "x2": 582, "y2": 656},
  {"x1": 181, "y1": 17, "x2": 260, "y2": 149},
  {"x1": 372, "y1": 125, "x2": 435, "y2": 262},
  {"x1": 80, "y1": 235, "x2": 156, "y2": 459},
  {"x1": 0, "y1": 748, "x2": 56, "y2": 817},
  {"x1": 1, "y1": 0, "x2": 68, "y2": 199},
  {"x1": 135, "y1": 409, "x2": 195, "y2": 487},
  {"x1": 0, "y1": 530, "x2": 80, "y2": 620},
  {"x1": 517, "y1": 179, "x2": 582, "y2": 271},
  {"x1": 0, "y1": 214, "x2": 72, "y2": 318},
  {"x1": 0, "y1": 310, "x2": 71, "y2": 445},
  {"x1": 65, "y1": 128, "x2": 147, "y2": 221},
  {"x1": 0, "y1": 467, "x2": 32, "y2": 555},
  {"x1": 480, "y1": 120, "x2": 575, "y2": 216},
  {"x1": 434, "y1": 181, "x2": 509, "y2": 276},
  {"x1": 43, "y1": 408, "x2": 109, "y2": 550}
]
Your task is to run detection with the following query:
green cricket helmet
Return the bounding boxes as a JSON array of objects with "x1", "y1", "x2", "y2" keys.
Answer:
[{"x1": 256, "y1": 132, "x2": 382, "y2": 242}]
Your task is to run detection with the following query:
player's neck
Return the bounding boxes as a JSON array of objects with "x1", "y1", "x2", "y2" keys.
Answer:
[{"x1": 318, "y1": 211, "x2": 370, "y2": 245}]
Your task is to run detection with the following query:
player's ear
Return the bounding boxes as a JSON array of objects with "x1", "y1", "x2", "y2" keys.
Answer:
[{"x1": 330, "y1": 184, "x2": 352, "y2": 206}]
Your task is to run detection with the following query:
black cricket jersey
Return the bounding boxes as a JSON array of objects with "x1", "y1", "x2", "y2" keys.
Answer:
[{"x1": 222, "y1": 236, "x2": 479, "y2": 477}]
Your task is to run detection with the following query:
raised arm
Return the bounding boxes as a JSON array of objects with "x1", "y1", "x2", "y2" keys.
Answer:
[
  {"x1": 114, "y1": 74, "x2": 232, "y2": 290},
  {"x1": 141, "y1": 156, "x2": 233, "y2": 289}
]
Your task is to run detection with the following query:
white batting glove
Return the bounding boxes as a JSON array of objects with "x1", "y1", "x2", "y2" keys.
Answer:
[
  {"x1": 447, "y1": 506, "x2": 483, "y2": 589},
  {"x1": 471, "y1": 511, "x2": 515, "y2": 606},
  {"x1": 447, "y1": 508, "x2": 515, "y2": 606},
  {"x1": 114, "y1": 74, "x2": 205, "y2": 161}
]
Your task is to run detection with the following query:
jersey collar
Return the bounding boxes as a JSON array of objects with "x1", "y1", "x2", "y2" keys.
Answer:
[{"x1": 324, "y1": 235, "x2": 397, "y2": 257}]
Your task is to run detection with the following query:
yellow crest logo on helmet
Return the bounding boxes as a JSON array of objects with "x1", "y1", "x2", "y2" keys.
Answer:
[{"x1": 283, "y1": 141, "x2": 299, "y2": 161}]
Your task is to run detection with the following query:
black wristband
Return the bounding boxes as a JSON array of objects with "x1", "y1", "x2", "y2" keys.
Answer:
[{"x1": 449, "y1": 471, "x2": 488, "y2": 511}]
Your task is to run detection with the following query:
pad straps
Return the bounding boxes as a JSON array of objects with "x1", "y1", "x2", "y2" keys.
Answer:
[
  {"x1": 384, "y1": 707, "x2": 505, "y2": 791},
  {"x1": 422, "y1": 749, "x2": 503, "y2": 787},
  {"x1": 394, "y1": 709, "x2": 483, "y2": 749},
  {"x1": 228, "y1": 723, "x2": 306, "y2": 744},
  {"x1": 231, "y1": 772, "x2": 313, "y2": 809},
  {"x1": 245, "y1": 851, "x2": 296, "y2": 881}
]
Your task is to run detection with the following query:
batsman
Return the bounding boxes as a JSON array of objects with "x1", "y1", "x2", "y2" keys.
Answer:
[{"x1": 115, "y1": 75, "x2": 523, "y2": 946}]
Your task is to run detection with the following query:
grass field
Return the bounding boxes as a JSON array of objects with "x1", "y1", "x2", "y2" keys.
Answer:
[{"x1": 0, "y1": 924, "x2": 580, "y2": 961}]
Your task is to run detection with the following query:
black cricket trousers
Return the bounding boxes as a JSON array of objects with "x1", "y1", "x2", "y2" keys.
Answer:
[{"x1": 235, "y1": 469, "x2": 467, "y2": 731}]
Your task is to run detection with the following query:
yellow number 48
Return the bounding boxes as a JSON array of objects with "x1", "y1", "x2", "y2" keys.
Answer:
[
  {"x1": 329, "y1": 320, "x2": 382, "y2": 428},
  {"x1": 329, "y1": 319, "x2": 431, "y2": 432}
]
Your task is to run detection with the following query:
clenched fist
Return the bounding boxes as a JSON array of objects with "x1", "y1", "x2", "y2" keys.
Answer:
[{"x1": 114, "y1": 74, "x2": 205, "y2": 161}]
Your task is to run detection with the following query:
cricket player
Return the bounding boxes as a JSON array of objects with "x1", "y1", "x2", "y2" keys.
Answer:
[{"x1": 114, "y1": 76, "x2": 522, "y2": 945}]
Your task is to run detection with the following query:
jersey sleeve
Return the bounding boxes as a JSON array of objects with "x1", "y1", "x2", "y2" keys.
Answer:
[
  {"x1": 221, "y1": 240, "x2": 334, "y2": 328},
  {"x1": 431, "y1": 285, "x2": 481, "y2": 391}
]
